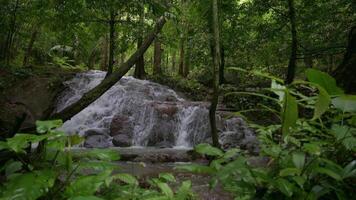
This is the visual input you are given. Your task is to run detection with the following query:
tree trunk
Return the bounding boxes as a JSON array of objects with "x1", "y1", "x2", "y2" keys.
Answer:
[
  {"x1": 178, "y1": 37, "x2": 185, "y2": 76},
  {"x1": 23, "y1": 28, "x2": 39, "y2": 67},
  {"x1": 286, "y1": 0, "x2": 298, "y2": 85},
  {"x1": 134, "y1": 5, "x2": 146, "y2": 79},
  {"x1": 183, "y1": 39, "x2": 191, "y2": 77},
  {"x1": 4, "y1": 0, "x2": 20, "y2": 65},
  {"x1": 107, "y1": 11, "x2": 116, "y2": 77},
  {"x1": 219, "y1": 46, "x2": 225, "y2": 85},
  {"x1": 50, "y1": 16, "x2": 166, "y2": 122},
  {"x1": 153, "y1": 37, "x2": 162, "y2": 75},
  {"x1": 172, "y1": 51, "x2": 176, "y2": 75},
  {"x1": 209, "y1": 0, "x2": 221, "y2": 148},
  {"x1": 333, "y1": 26, "x2": 356, "y2": 93},
  {"x1": 100, "y1": 35, "x2": 109, "y2": 71}
]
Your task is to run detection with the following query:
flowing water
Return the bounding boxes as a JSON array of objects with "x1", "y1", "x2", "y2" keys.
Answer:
[{"x1": 56, "y1": 70, "x2": 258, "y2": 151}]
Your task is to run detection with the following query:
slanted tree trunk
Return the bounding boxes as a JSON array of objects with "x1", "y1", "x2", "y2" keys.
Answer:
[
  {"x1": 333, "y1": 26, "x2": 356, "y2": 93},
  {"x1": 134, "y1": 5, "x2": 146, "y2": 79},
  {"x1": 23, "y1": 27, "x2": 39, "y2": 67},
  {"x1": 286, "y1": 0, "x2": 298, "y2": 84},
  {"x1": 153, "y1": 37, "x2": 162, "y2": 75},
  {"x1": 50, "y1": 16, "x2": 166, "y2": 122},
  {"x1": 107, "y1": 11, "x2": 116, "y2": 77},
  {"x1": 209, "y1": 0, "x2": 221, "y2": 148}
]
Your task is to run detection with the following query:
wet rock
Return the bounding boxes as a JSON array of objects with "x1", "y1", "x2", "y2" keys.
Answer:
[
  {"x1": 156, "y1": 141, "x2": 174, "y2": 148},
  {"x1": 110, "y1": 114, "x2": 134, "y2": 137},
  {"x1": 112, "y1": 134, "x2": 132, "y2": 147},
  {"x1": 147, "y1": 122, "x2": 176, "y2": 146},
  {"x1": 153, "y1": 103, "x2": 178, "y2": 117},
  {"x1": 84, "y1": 135, "x2": 110, "y2": 148},
  {"x1": 84, "y1": 128, "x2": 106, "y2": 137}
]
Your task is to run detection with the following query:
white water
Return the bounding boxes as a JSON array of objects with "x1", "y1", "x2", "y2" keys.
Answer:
[{"x1": 56, "y1": 70, "x2": 257, "y2": 150}]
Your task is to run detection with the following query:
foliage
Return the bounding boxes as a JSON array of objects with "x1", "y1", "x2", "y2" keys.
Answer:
[
  {"x1": 0, "y1": 120, "x2": 195, "y2": 200},
  {"x1": 179, "y1": 69, "x2": 356, "y2": 200}
]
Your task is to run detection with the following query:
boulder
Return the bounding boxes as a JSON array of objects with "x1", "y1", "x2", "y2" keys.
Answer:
[
  {"x1": 112, "y1": 134, "x2": 132, "y2": 147},
  {"x1": 110, "y1": 114, "x2": 134, "y2": 137},
  {"x1": 84, "y1": 135, "x2": 110, "y2": 148}
]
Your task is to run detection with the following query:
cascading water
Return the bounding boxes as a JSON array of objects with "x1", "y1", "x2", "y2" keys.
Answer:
[{"x1": 56, "y1": 70, "x2": 258, "y2": 152}]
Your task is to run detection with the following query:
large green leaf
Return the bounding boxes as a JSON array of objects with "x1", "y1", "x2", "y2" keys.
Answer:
[
  {"x1": 6, "y1": 134, "x2": 48, "y2": 153},
  {"x1": 176, "y1": 181, "x2": 193, "y2": 200},
  {"x1": 75, "y1": 149, "x2": 120, "y2": 161},
  {"x1": 156, "y1": 182, "x2": 173, "y2": 198},
  {"x1": 332, "y1": 95, "x2": 356, "y2": 113},
  {"x1": 292, "y1": 152, "x2": 305, "y2": 169},
  {"x1": 159, "y1": 173, "x2": 176, "y2": 183},
  {"x1": 313, "y1": 86, "x2": 331, "y2": 120},
  {"x1": 65, "y1": 170, "x2": 112, "y2": 197},
  {"x1": 1, "y1": 170, "x2": 56, "y2": 200},
  {"x1": 274, "y1": 178, "x2": 294, "y2": 197},
  {"x1": 194, "y1": 143, "x2": 223, "y2": 157},
  {"x1": 281, "y1": 91, "x2": 298, "y2": 136},
  {"x1": 306, "y1": 69, "x2": 343, "y2": 95},
  {"x1": 342, "y1": 160, "x2": 356, "y2": 179},
  {"x1": 114, "y1": 173, "x2": 138, "y2": 185},
  {"x1": 36, "y1": 120, "x2": 63, "y2": 134},
  {"x1": 175, "y1": 164, "x2": 215, "y2": 174}
]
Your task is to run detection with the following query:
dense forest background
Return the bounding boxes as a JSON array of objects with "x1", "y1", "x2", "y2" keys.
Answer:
[{"x1": 1, "y1": 0, "x2": 354, "y2": 89}]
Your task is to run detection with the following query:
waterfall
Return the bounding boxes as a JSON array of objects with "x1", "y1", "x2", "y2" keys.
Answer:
[{"x1": 56, "y1": 70, "x2": 258, "y2": 152}]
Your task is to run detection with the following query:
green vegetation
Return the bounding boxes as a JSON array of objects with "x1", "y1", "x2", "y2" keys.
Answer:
[{"x1": 1, "y1": 0, "x2": 355, "y2": 199}]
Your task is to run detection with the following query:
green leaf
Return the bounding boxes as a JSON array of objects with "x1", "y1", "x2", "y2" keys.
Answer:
[
  {"x1": 114, "y1": 173, "x2": 138, "y2": 185},
  {"x1": 70, "y1": 196, "x2": 105, "y2": 200},
  {"x1": 5, "y1": 160, "x2": 23, "y2": 176},
  {"x1": 314, "y1": 167, "x2": 342, "y2": 181},
  {"x1": 156, "y1": 182, "x2": 173, "y2": 198},
  {"x1": 36, "y1": 120, "x2": 63, "y2": 134},
  {"x1": 306, "y1": 69, "x2": 343, "y2": 95},
  {"x1": 279, "y1": 168, "x2": 301, "y2": 177},
  {"x1": 6, "y1": 134, "x2": 48, "y2": 153},
  {"x1": 332, "y1": 95, "x2": 356, "y2": 112},
  {"x1": 65, "y1": 170, "x2": 112, "y2": 197},
  {"x1": 313, "y1": 86, "x2": 331, "y2": 120},
  {"x1": 194, "y1": 143, "x2": 223, "y2": 157},
  {"x1": 274, "y1": 178, "x2": 294, "y2": 197},
  {"x1": 303, "y1": 143, "x2": 321, "y2": 156},
  {"x1": 0, "y1": 141, "x2": 8, "y2": 151},
  {"x1": 282, "y1": 91, "x2": 298, "y2": 136},
  {"x1": 342, "y1": 160, "x2": 356, "y2": 179},
  {"x1": 292, "y1": 176, "x2": 306, "y2": 188},
  {"x1": 292, "y1": 152, "x2": 305, "y2": 169},
  {"x1": 2, "y1": 170, "x2": 56, "y2": 200},
  {"x1": 159, "y1": 173, "x2": 176, "y2": 183},
  {"x1": 176, "y1": 181, "x2": 193, "y2": 200}
]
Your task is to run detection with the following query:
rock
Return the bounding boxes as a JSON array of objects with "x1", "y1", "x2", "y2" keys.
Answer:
[
  {"x1": 84, "y1": 135, "x2": 110, "y2": 148},
  {"x1": 110, "y1": 114, "x2": 134, "y2": 137},
  {"x1": 112, "y1": 134, "x2": 132, "y2": 147},
  {"x1": 156, "y1": 141, "x2": 174, "y2": 148},
  {"x1": 147, "y1": 121, "x2": 176, "y2": 146},
  {"x1": 154, "y1": 103, "x2": 178, "y2": 117},
  {"x1": 84, "y1": 128, "x2": 106, "y2": 137}
]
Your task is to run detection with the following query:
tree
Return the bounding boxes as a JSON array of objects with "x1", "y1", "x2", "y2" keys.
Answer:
[
  {"x1": 209, "y1": 0, "x2": 221, "y2": 148},
  {"x1": 134, "y1": 3, "x2": 146, "y2": 79},
  {"x1": 333, "y1": 26, "x2": 356, "y2": 93},
  {"x1": 286, "y1": 0, "x2": 298, "y2": 84},
  {"x1": 153, "y1": 35, "x2": 163, "y2": 75}
]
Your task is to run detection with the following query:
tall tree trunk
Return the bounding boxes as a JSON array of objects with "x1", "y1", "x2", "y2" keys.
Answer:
[
  {"x1": 107, "y1": 11, "x2": 116, "y2": 77},
  {"x1": 50, "y1": 16, "x2": 167, "y2": 122},
  {"x1": 183, "y1": 40, "x2": 190, "y2": 77},
  {"x1": 134, "y1": 5, "x2": 146, "y2": 79},
  {"x1": 333, "y1": 26, "x2": 356, "y2": 93},
  {"x1": 286, "y1": 0, "x2": 298, "y2": 84},
  {"x1": 178, "y1": 37, "x2": 185, "y2": 76},
  {"x1": 100, "y1": 35, "x2": 109, "y2": 71},
  {"x1": 172, "y1": 51, "x2": 176, "y2": 75},
  {"x1": 4, "y1": 0, "x2": 20, "y2": 65},
  {"x1": 153, "y1": 37, "x2": 162, "y2": 75},
  {"x1": 23, "y1": 28, "x2": 39, "y2": 67},
  {"x1": 209, "y1": 0, "x2": 221, "y2": 148},
  {"x1": 219, "y1": 46, "x2": 225, "y2": 85}
]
